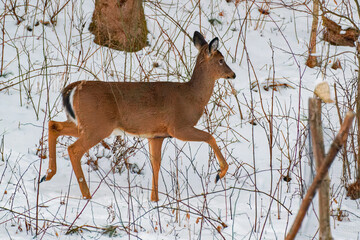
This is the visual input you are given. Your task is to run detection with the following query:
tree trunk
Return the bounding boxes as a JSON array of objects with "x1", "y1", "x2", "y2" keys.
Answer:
[
  {"x1": 306, "y1": 0, "x2": 319, "y2": 68},
  {"x1": 89, "y1": 0, "x2": 148, "y2": 52}
]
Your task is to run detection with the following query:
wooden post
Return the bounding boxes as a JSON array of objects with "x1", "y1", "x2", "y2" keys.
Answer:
[
  {"x1": 286, "y1": 111, "x2": 355, "y2": 240},
  {"x1": 308, "y1": 98, "x2": 333, "y2": 239}
]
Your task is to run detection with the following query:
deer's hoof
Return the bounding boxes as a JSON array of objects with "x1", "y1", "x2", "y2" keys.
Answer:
[
  {"x1": 39, "y1": 175, "x2": 47, "y2": 183},
  {"x1": 215, "y1": 169, "x2": 221, "y2": 183},
  {"x1": 151, "y1": 197, "x2": 159, "y2": 202},
  {"x1": 151, "y1": 192, "x2": 159, "y2": 202},
  {"x1": 215, "y1": 173, "x2": 221, "y2": 183}
]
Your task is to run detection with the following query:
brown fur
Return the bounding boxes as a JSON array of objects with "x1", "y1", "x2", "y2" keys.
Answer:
[{"x1": 43, "y1": 32, "x2": 236, "y2": 201}]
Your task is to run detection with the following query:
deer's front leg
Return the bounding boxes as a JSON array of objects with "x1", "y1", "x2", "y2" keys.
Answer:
[
  {"x1": 148, "y1": 137, "x2": 164, "y2": 202},
  {"x1": 169, "y1": 127, "x2": 228, "y2": 183}
]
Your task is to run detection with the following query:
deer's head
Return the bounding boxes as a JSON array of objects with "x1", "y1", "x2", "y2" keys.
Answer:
[{"x1": 193, "y1": 31, "x2": 236, "y2": 80}]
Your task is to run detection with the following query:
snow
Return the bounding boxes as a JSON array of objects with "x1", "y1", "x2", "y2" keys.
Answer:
[{"x1": 0, "y1": 0, "x2": 360, "y2": 239}]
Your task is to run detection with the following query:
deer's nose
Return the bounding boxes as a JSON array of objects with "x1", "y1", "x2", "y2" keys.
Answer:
[{"x1": 227, "y1": 72, "x2": 236, "y2": 79}]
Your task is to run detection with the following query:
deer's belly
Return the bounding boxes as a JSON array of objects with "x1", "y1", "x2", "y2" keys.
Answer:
[{"x1": 111, "y1": 128, "x2": 169, "y2": 139}]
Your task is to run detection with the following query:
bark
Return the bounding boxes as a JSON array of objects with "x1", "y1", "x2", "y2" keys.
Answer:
[
  {"x1": 322, "y1": 16, "x2": 360, "y2": 47},
  {"x1": 89, "y1": 0, "x2": 148, "y2": 52},
  {"x1": 286, "y1": 110, "x2": 355, "y2": 240},
  {"x1": 357, "y1": 44, "x2": 360, "y2": 180},
  {"x1": 347, "y1": 178, "x2": 360, "y2": 200},
  {"x1": 308, "y1": 98, "x2": 333, "y2": 240},
  {"x1": 306, "y1": 0, "x2": 319, "y2": 68}
]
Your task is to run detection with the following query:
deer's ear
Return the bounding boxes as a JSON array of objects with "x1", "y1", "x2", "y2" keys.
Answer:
[
  {"x1": 208, "y1": 37, "x2": 219, "y2": 55},
  {"x1": 193, "y1": 31, "x2": 207, "y2": 50}
]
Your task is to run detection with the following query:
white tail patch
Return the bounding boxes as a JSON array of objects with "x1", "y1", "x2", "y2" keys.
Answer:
[{"x1": 67, "y1": 86, "x2": 77, "y2": 124}]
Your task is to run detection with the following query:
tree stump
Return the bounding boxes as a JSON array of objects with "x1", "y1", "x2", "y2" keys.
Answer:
[{"x1": 89, "y1": 0, "x2": 148, "y2": 52}]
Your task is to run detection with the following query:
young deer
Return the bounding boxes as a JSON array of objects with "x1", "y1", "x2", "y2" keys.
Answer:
[{"x1": 42, "y1": 31, "x2": 236, "y2": 201}]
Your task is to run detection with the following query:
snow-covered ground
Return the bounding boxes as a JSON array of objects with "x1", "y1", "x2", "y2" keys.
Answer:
[{"x1": 0, "y1": 0, "x2": 359, "y2": 239}]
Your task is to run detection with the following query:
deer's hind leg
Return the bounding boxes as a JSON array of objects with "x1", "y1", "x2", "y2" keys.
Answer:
[{"x1": 42, "y1": 121, "x2": 80, "y2": 182}]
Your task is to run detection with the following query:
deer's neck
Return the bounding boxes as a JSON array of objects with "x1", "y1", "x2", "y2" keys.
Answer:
[{"x1": 187, "y1": 63, "x2": 216, "y2": 107}]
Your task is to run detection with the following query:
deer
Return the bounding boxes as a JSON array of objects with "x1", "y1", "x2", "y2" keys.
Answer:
[{"x1": 41, "y1": 31, "x2": 236, "y2": 202}]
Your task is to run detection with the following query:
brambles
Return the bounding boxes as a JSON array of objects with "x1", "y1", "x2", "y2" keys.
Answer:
[{"x1": 1, "y1": 0, "x2": 360, "y2": 239}]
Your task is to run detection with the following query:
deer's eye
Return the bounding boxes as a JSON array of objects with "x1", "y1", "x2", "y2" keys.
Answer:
[{"x1": 219, "y1": 59, "x2": 224, "y2": 65}]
